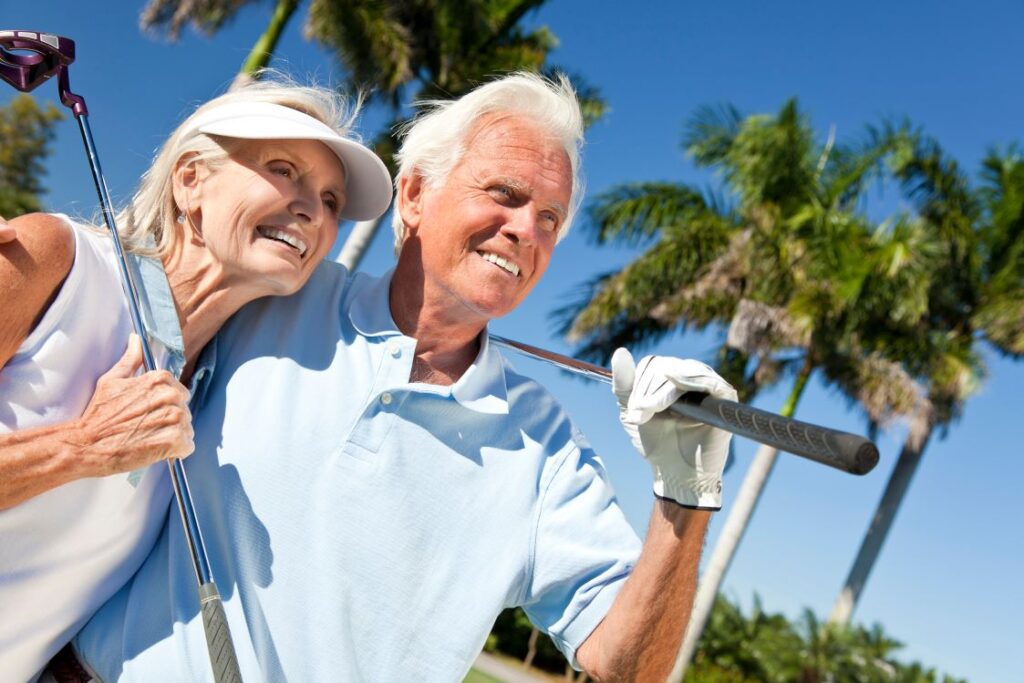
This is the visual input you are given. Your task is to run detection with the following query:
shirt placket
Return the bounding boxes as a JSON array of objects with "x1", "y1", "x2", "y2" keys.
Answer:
[{"x1": 345, "y1": 335, "x2": 417, "y2": 455}]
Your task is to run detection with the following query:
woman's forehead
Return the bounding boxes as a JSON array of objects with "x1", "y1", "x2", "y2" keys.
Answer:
[{"x1": 231, "y1": 139, "x2": 346, "y2": 181}]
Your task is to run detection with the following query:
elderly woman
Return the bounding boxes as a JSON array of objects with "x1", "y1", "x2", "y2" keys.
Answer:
[{"x1": 0, "y1": 79, "x2": 391, "y2": 681}]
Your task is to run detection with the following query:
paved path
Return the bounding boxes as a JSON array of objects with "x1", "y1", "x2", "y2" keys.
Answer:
[{"x1": 472, "y1": 651, "x2": 549, "y2": 683}]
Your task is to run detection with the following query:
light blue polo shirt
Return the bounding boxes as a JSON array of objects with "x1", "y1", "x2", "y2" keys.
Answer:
[{"x1": 76, "y1": 264, "x2": 641, "y2": 682}]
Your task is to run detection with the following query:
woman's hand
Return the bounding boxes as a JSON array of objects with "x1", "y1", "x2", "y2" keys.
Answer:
[
  {"x1": 0, "y1": 335, "x2": 195, "y2": 509},
  {"x1": 73, "y1": 334, "x2": 195, "y2": 475}
]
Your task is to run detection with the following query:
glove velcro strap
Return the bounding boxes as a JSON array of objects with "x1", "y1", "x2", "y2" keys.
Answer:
[{"x1": 653, "y1": 473, "x2": 722, "y2": 510}]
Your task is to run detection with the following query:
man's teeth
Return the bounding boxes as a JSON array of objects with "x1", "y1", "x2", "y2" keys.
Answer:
[
  {"x1": 479, "y1": 251, "x2": 520, "y2": 277},
  {"x1": 257, "y1": 226, "x2": 308, "y2": 256}
]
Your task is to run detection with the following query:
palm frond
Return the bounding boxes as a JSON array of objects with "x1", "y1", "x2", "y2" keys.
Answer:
[
  {"x1": 307, "y1": 0, "x2": 413, "y2": 103},
  {"x1": 140, "y1": 0, "x2": 257, "y2": 40},
  {"x1": 584, "y1": 182, "x2": 718, "y2": 246},
  {"x1": 684, "y1": 103, "x2": 743, "y2": 167}
]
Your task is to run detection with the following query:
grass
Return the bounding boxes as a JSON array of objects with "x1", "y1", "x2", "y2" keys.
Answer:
[{"x1": 464, "y1": 668, "x2": 506, "y2": 683}]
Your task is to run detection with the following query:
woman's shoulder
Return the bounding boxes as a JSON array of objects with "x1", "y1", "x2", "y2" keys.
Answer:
[
  {"x1": 7, "y1": 212, "x2": 76, "y2": 269},
  {"x1": 0, "y1": 213, "x2": 77, "y2": 366}
]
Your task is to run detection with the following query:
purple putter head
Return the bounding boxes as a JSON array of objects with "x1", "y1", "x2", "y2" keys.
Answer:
[{"x1": 0, "y1": 30, "x2": 86, "y2": 115}]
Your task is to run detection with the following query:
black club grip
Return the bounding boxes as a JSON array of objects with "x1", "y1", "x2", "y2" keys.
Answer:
[
  {"x1": 199, "y1": 582, "x2": 243, "y2": 683},
  {"x1": 672, "y1": 394, "x2": 879, "y2": 475}
]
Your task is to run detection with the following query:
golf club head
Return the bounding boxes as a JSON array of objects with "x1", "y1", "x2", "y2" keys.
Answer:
[{"x1": 0, "y1": 30, "x2": 86, "y2": 115}]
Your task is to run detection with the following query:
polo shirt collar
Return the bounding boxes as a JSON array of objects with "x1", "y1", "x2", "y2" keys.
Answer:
[{"x1": 348, "y1": 268, "x2": 509, "y2": 415}]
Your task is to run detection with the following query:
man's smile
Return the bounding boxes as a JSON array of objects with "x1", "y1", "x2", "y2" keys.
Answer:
[{"x1": 476, "y1": 249, "x2": 521, "y2": 278}]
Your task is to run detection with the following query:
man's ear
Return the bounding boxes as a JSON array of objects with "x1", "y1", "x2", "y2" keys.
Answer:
[{"x1": 396, "y1": 172, "x2": 426, "y2": 238}]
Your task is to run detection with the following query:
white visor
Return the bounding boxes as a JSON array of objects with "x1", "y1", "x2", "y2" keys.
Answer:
[{"x1": 182, "y1": 101, "x2": 392, "y2": 221}]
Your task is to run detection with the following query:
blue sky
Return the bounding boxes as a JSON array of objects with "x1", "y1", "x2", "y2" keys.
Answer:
[{"x1": 4, "y1": 2, "x2": 1021, "y2": 680}]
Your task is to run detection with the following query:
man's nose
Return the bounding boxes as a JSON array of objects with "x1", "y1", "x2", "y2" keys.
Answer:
[{"x1": 502, "y1": 206, "x2": 540, "y2": 245}]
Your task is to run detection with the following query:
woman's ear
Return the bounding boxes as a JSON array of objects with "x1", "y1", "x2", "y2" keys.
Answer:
[{"x1": 171, "y1": 153, "x2": 204, "y2": 216}]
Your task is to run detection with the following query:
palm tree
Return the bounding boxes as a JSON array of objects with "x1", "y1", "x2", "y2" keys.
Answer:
[
  {"x1": 141, "y1": 0, "x2": 604, "y2": 270},
  {"x1": 828, "y1": 138, "x2": 1024, "y2": 625},
  {"x1": 141, "y1": 0, "x2": 301, "y2": 84},
  {"x1": 555, "y1": 101, "x2": 930, "y2": 678},
  {"x1": 305, "y1": 0, "x2": 605, "y2": 270},
  {"x1": 684, "y1": 594, "x2": 802, "y2": 683}
]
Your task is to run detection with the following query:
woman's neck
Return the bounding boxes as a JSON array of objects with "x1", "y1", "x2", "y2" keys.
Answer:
[{"x1": 162, "y1": 239, "x2": 261, "y2": 384}]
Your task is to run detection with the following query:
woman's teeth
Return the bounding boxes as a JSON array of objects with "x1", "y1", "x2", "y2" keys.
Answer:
[
  {"x1": 257, "y1": 226, "x2": 308, "y2": 256},
  {"x1": 478, "y1": 251, "x2": 520, "y2": 277}
]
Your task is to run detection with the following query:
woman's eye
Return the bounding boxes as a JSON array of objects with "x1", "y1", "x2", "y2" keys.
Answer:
[
  {"x1": 323, "y1": 196, "x2": 339, "y2": 213},
  {"x1": 270, "y1": 162, "x2": 294, "y2": 179}
]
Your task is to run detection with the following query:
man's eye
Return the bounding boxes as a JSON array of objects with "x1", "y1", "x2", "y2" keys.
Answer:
[
  {"x1": 540, "y1": 212, "x2": 559, "y2": 231},
  {"x1": 323, "y1": 196, "x2": 339, "y2": 213},
  {"x1": 492, "y1": 185, "x2": 513, "y2": 199}
]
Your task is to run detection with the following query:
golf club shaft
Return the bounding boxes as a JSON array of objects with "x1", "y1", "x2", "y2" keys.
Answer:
[
  {"x1": 75, "y1": 114, "x2": 243, "y2": 683},
  {"x1": 0, "y1": 27, "x2": 244, "y2": 681},
  {"x1": 490, "y1": 335, "x2": 879, "y2": 475}
]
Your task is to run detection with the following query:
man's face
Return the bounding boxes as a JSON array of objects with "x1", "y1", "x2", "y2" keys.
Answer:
[{"x1": 398, "y1": 115, "x2": 573, "y2": 325}]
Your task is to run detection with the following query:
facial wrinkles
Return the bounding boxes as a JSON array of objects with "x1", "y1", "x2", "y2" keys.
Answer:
[
  {"x1": 406, "y1": 116, "x2": 571, "y2": 329},
  {"x1": 468, "y1": 146, "x2": 567, "y2": 278}
]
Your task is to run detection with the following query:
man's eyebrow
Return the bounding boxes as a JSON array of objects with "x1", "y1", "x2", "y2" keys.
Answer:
[
  {"x1": 494, "y1": 176, "x2": 567, "y2": 218},
  {"x1": 546, "y1": 200, "x2": 568, "y2": 220}
]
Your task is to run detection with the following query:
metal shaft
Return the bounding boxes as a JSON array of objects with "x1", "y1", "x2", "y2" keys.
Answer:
[
  {"x1": 76, "y1": 114, "x2": 214, "y2": 585},
  {"x1": 490, "y1": 335, "x2": 879, "y2": 475},
  {"x1": 76, "y1": 113, "x2": 241, "y2": 683}
]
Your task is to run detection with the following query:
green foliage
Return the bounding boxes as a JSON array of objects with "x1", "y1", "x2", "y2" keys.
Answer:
[
  {"x1": 306, "y1": 0, "x2": 552, "y2": 107},
  {"x1": 482, "y1": 597, "x2": 967, "y2": 683},
  {"x1": 305, "y1": 0, "x2": 607, "y2": 165},
  {"x1": 463, "y1": 668, "x2": 504, "y2": 683},
  {"x1": 140, "y1": 0, "x2": 263, "y2": 39},
  {"x1": 683, "y1": 595, "x2": 968, "y2": 683},
  {"x1": 0, "y1": 94, "x2": 64, "y2": 217},
  {"x1": 485, "y1": 608, "x2": 566, "y2": 674},
  {"x1": 975, "y1": 145, "x2": 1024, "y2": 357},
  {"x1": 558, "y1": 96, "x2": 931, "y2": 431}
]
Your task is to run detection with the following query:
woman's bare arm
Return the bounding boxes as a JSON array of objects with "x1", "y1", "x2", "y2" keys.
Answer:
[{"x1": 0, "y1": 215, "x2": 194, "y2": 508}]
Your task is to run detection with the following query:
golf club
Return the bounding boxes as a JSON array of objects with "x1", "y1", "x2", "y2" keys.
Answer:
[
  {"x1": 491, "y1": 335, "x2": 880, "y2": 476},
  {"x1": 0, "y1": 30, "x2": 242, "y2": 682}
]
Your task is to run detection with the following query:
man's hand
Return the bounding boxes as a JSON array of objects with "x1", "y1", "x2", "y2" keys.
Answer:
[
  {"x1": 0, "y1": 215, "x2": 15, "y2": 244},
  {"x1": 611, "y1": 349, "x2": 737, "y2": 509}
]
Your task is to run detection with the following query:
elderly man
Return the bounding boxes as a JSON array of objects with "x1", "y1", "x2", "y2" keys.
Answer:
[{"x1": 73, "y1": 73, "x2": 736, "y2": 682}]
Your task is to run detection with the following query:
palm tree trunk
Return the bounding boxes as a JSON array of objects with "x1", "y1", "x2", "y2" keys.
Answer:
[
  {"x1": 524, "y1": 627, "x2": 539, "y2": 669},
  {"x1": 233, "y1": 0, "x2": 301, "y2": 87},
  {"x1": 828, "y1": 424, "x2": 934, "y2": 625},
  {"x1": 669, "y1": 357, "x2": 814, "y2": 682},
  {"x1": 338, "y1": 215, "x2": 386, "y2": 271}
]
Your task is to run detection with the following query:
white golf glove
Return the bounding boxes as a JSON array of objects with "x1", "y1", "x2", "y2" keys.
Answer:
[{"x1": 611, "y1": 348, "x2": 738, "y2": 509}]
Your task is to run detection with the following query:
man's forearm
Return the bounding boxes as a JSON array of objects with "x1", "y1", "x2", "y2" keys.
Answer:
[{"x1": 577, "y1": 502, "x2": 710, "y2": 682}]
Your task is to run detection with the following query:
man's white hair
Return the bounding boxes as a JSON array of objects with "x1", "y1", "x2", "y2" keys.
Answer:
[{"x1": 391, "y1": 72, "x2": 585, "y2": 251}]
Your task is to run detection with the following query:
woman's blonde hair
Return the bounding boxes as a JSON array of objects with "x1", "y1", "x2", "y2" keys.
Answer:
[{"x1": 117, "y1": 75, "x2": 362, "y2": 257}]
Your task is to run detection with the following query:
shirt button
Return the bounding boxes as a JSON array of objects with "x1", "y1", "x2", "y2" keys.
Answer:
[
  {"x1": 380, "y1": 392, "x2": 393, "y2": 405},
  {"x1": 387, "y1": 341, "x2": 402, "y2": 358}
]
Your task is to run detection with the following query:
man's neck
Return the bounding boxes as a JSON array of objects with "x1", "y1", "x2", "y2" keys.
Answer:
[{"x1": 389, "y1": 266, "x2": 486, "y2": 387}]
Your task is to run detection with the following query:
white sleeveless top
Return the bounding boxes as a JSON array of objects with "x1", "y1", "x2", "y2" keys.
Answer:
[{"x1": 0, "y1": 216, "x2": 173, "y2": 683}]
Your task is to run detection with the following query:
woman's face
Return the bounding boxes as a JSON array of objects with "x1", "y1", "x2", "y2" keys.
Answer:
[{"x1": 182, "y1": 138, "x2": 347, "y2": 296}]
